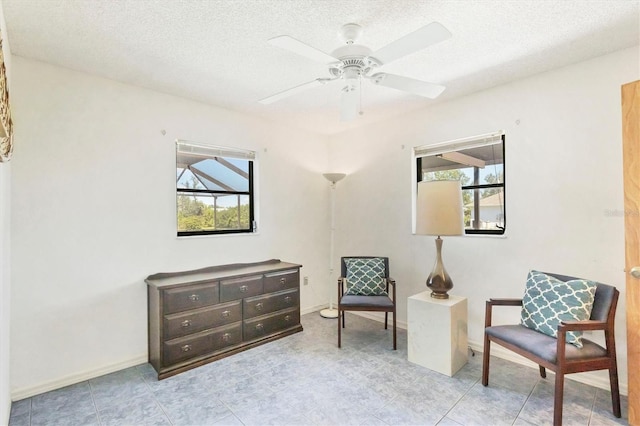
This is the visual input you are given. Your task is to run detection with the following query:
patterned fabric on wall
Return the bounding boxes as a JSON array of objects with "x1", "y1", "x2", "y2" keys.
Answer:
[{"x1": 0, "y1": 37, "x2": 14, "y2": 162}]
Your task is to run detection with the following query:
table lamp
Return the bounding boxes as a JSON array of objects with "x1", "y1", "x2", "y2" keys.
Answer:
[{"x1": 416, "y1": 180, "x2": 464, "y2": 299}]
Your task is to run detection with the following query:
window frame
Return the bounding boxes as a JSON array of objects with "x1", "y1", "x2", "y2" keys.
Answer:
[
  {"x1": 176, "y1": 140, "x2": 256, "y2": 237},
  {"x1": 413, "y1": 132, "x2": 506, "y2": 236}
]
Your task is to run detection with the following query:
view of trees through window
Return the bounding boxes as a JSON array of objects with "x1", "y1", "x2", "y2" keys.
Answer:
[
  {"x1": 177, "y1": 186, "x2": 251, "y2": 231},
  {"x1": 176, "y1": 142, "x2": 254, "y2": 236}
]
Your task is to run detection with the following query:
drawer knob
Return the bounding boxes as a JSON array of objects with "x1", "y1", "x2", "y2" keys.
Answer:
[
  {"x1": 255, "y1": 323, "x2": 264, "y2": 332},
  {"x1": 181, "y1": 320, "x2": 191, "y2": 328},
  {"x1": 189, "y1": 294, "x2": 200, "y2": 302},
  {"x1": 240, "y1": 285, "x2": 248, "y2": 293},
  {"x1": 284, "y1": 315, "x2": 291, "y2": 322},
  {"x1": 221, "y1": 310, "x2": 231, "y2": 318},
  {"x1": 255, "y1": 302, "x2": 264, "y2": 311},
  {"x1": 181, "y1": 344, "x2": 192, "y2": 352},
  {"x1": 284, "y1": 296, "x2": 292, "y2": 304},
  {"x1": 279, "y1": 278, "x2": 286, "y2": 286},
  {"x1": 222, "y1": 333, "x2": 231, "y2": 342}
]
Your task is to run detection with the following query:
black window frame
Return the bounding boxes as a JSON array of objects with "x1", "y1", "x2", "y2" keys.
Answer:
[
  {"x1": 176, "y1": 142, "x2": 256, "y2": 237},
  {"x1": 415, "y1": 134, "x2": 506, "y2": 236}
]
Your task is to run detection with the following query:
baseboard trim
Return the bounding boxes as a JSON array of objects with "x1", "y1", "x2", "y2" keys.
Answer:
[
  {"x1": 468, "y1": 339, "x2": 628, "y2": 396},
  {"x1": 11, "y1": 355, "x2": 148, "y2": 401},
  {"x1": 301, "y1": 304, "x2": 331, "y2": 316}
]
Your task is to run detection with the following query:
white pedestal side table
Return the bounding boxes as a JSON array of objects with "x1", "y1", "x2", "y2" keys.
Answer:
[{"x1": 407, "y1": 291, "x2": 468, "y2": 376}]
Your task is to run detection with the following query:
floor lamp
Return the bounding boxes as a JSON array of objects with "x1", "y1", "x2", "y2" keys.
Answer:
[{"x1": 320, "y1": 172, "x2": 346, "y2": 318}]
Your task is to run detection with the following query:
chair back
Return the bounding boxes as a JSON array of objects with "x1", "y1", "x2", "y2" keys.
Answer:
[
  {"x1": 543, "y1": 272, "x2": 619, "y2": 323},
  {"x1": 341, "y1": 256, "x2": 390, "y2": 278}
]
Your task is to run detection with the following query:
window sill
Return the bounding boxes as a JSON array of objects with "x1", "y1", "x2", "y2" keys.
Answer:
[{"x1": 177, "y1": 231, "x2": 259, "y2": 240}]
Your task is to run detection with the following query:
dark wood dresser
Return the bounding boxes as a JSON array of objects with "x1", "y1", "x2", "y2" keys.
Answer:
[{"x1": 146, "y1": 259, "x2": 303, "y2": 379}]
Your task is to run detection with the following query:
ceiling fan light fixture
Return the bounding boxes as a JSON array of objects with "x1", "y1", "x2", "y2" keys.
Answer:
[
  {"x1": 343, "y1": 67, "x2": 360, "y2": 81},
  {"x1": 340, "y1": 85, "x2": 359, "y2": 122}
]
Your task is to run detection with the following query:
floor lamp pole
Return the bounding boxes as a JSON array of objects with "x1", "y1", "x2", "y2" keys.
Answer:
[{"x1": 320, "y1": 173, "x2": 345, "y2": 319}]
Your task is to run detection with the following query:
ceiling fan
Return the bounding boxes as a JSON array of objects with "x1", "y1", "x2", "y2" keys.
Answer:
[{"x1": 259, "y1": 22, "x2": 452, "y2": 121}]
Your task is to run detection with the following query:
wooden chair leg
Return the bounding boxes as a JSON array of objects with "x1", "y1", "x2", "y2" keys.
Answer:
[
  {"x1": 481, "y1": 335, "x2": 490, "y2": 386},
  {"x1": 609, "y1": 364, "x2": 622, "y2": 418},
  {"x1": 553, "y1": 371, "x2": 565, "y2": 426},
  {"x1": 342, "y1": 311, "x2": 345, "y2": 328},
  {"x1": 539, "y1": 365, "x2": 547, "y2": 378},
  {"x1": 384, "y1": 312, "x2": 388, "y2": 330},
  {"x1": 337, "y1": 308, "x2": 341, "y2": 348},
  {"x1": 392, "y1": 310, "x2": 397, "y2": 350}
]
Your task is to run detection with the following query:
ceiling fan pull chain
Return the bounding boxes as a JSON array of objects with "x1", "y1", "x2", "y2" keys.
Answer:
[{"x1": 359, "y1": 76, "x2": 363, "y2": 116}]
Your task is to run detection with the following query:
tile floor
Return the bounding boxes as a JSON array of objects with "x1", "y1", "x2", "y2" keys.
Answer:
[{"x1": 9, "y1": 312, "x2": 629, "y2": 426}]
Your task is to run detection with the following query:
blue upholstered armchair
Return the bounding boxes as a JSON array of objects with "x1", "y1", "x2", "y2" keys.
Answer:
[
  {"x1": 337, "y1": 256, "x2": 396, "y2": 350},
  {"x1": 482, "y1": 271, "x2": 621, "y2": 426}
]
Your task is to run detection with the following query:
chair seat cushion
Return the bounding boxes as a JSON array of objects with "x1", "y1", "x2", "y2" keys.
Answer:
[
  {"x1": 486, "y1": 325, "x2": 606, "y2": 363},
  {"x1": 340, "y1": 295, "x2": 394, "y2": 309}
]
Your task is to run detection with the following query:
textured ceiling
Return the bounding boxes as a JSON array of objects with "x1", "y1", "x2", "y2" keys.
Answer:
[{"x1": 3, "y1": 0, "x2": 640, "y2": 135}]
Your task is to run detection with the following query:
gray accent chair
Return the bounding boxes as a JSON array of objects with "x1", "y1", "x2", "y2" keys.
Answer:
[
  {"x1": 337, "y1": 256, "x2": 396, "y2": 350},
  {"x1": 482, "y1": 272, "x2": 621, "y2": 426}
]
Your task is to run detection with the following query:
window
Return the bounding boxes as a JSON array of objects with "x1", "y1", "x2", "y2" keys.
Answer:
[
  {"x1": 414, "y1": 132, "x2": 505, "y2": 235},
  {"x1": 176, "y1": 141, "x2": 255, "y2": 236}
]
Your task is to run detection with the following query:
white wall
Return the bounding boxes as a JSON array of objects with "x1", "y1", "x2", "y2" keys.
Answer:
[
  {"x1": 0, "y1": 0, "x2": 12, "y2": 421},
  {"x1": 8, "y1": 43, "x2": 639, "y2": 402},
  {"x1": 9, "y1": 57, "x2": 332, "y2": 397},
  {"x1": 328, "y1": 46, "x2": 639, "y2": 393}
]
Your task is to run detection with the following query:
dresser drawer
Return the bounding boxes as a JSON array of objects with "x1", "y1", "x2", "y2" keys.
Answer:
[
  {"x1": 243, "y1": 308, "x2": 300, "y2": 341},
  {"x1": 163, "y1": 281, "x2": 219, "y2": 314},
  {"x1": 163, "y1": 323, "x2": 242, "y2": 366},
  {"x1": 220, "y1": 275, "x2": 263, "y2": 302},
  {"x1": 163, "y1": 300, "x2": 242, "y2": 340},
  {"x1": 243, "y1": 289, "x2": 299, "y2": 319},
  {"x1": 264, "y1": 270, "x2": 299, "y2": 293}
]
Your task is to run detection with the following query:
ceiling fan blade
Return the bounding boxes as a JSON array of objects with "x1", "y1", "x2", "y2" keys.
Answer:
[
  {"x1": 370, "y1": 22, "x2": 451, "y2": 65},
  {"x1": 259, "y1": 79, "x2": 326, "y2": 104},
  {"x1": 370, "y1": 73, "x2": 445, "y2": 99},
  {"x1": 340, "y1": 84, "x2": 359, "y2": 122},
  {"x1": 268, "y1": 35, "x2": 337, "y2": 64}
]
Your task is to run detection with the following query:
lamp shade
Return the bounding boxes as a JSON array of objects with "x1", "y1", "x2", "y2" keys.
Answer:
[
  {"x1": 323, "y1": 173, "x2": 346, "y2": 184},
  {"x1": 416, "y1": 180, "x2": 464, "y2": 236}
]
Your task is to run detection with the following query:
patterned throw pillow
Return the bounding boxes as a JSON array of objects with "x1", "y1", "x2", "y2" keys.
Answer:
[
  {"x1": 521, "y1": 270, "x2": 597, "y2": 348},
  {"x1": 344, "y1": 258, "x2": 388, "y2": 296}
]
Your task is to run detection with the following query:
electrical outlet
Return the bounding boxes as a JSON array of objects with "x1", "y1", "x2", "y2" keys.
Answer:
[{"x1": 303, "y1": 276, "x2": 309, "y2": 286}]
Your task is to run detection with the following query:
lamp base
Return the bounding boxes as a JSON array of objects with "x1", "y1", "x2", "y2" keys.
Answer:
[
  {"x1": 429, "y1": 290, "x2": 450, "y2": 299},
  {"x1": 320, "y1": 308, "x2": 339, "y2": 318},
  {"x1": 426, "y1": 237, "x2": 454, "y2": 299}
]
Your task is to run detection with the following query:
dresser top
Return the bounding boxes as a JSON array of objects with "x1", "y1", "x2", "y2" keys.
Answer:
[{"x1": 145, "y1": 259, "x2": 302, "y2": 288}]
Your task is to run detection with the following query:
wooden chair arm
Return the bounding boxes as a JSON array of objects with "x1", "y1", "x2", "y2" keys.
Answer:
[
  {"x1": 485, "y1": 298, "x2": 523, "y2": 328},
  {"x1": 387, "y1": 277, "x2": 396, "y2": 302},
  {"x1": 338, "y1": 277, "x2": 345, "y2": 299},
  {"x1": 488, "y1": 298, "x2": 523, "y2": 306},
  {"x1": 558, "y1": 320, "x2": 607, "y2": 332}
]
